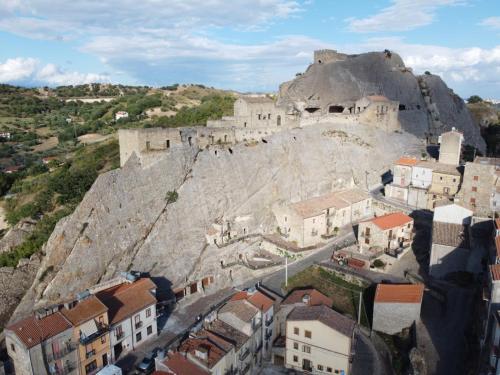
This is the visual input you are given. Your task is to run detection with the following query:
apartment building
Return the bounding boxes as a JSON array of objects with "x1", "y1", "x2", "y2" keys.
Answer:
[
  {"x1": 5, "y1": 309, "x2": 77, "y2": 375},
  {"x1": 285, "y1": 305, "x2": 356, "y2": 375}
]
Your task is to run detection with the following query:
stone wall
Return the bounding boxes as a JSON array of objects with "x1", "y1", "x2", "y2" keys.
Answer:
[{"x1": 373, "y1": 301, "x2": 421, "y2": 335}]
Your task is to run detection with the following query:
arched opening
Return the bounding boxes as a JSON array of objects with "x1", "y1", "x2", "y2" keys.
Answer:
[
  {"x1": 277, "y1": 115, "x2": 281, "y2": 126},
  {"x1": 188, "y1": 137, "x2": 192, "y2": 146},
  {"x1": 318, "y1": 59, "x2": 322, "y2": 64},
  {"x1": 224, "y1": 135, "x2": 228, "y2": 143},
  {"x1": 329, "y1": 105, "x2": 344, "y2": 113}
]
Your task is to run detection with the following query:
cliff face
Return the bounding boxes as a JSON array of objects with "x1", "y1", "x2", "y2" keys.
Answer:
[
  {"x1": 13, "y1": 123, "x2": 423, "y2": 318},
  {"x1": 278, "y1": 52, "x2": 485, "y2": 151}
]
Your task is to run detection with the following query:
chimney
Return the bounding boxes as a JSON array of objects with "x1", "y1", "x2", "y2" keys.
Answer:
[
  {"x1": 195, "y1": 346, "x2": 209, "y2": 361},
  {"x1": 302, "y1": 294, "x2": 311, "y2": 305}
]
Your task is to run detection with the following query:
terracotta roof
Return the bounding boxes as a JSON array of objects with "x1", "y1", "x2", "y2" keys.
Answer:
[
  {"x1": 495, "y1": 219, "x2": 500, "y2": 230},
  {"x1": 61, "y1": 295, "x2": 108, "y2": 326},
  {"x1": 367, "y1": 212, "x2": 413, "y2": 230},
  {"x1": 432, "y1": 222, "x2": 470, "y2": 248},
  {"x1": 396, "y1": 157, "x2": 418, "y2": 166},
  {"x1": 491, "y1": 264, "x2": 500, "y2": 281},
  {"x1": 415, "y1": 160, "x2": 461, "y2": 175},
  {"x1": 161, "y1": 352, "x2": 209, "y2": 375},
  {"x1": 218, "y1": 300, "x2": 258, "y2": 322},
  {"x1": 229, "y1": 290, "x2": 274, "y2": 312},
  {"x1": 496, "y1": 236, "x2": 500, "y2": 259},
  {"x1": 290, "y1": 188, "x2": 369, "y2": 218},
  {"x1": 179, "y1": 337, "x2": 227, "y2": 369},
  {"x1": 6, "y1": 311, "x2": 72, "y2": 349},
  {"x1": 239, "y1": 95, "x2": 274, "y2": 104},
  {"x1": 229, "y1": 291, "x2": 248, "y2": 302},
  {"x1": 96, "y1": 278, "x2": 157, "y2": 325},
  {"x1": 206, "y1": 320, "x2": 250, "y2": 351},
  {"x1": 367, "y1": 95, "x2": 390, "y2": 102},
  {"x1": 374, "y1": 284, "x2": 424, "y2": 304},
  {"x1": 195, "y1": 329, "x2": 234, "y2": 352},
  {"x1": 282, "y1": 288, "x2": 333, "y2": 307},
  {"x1": 288, "y1": 305, "x2": 355, "y2": 338}
]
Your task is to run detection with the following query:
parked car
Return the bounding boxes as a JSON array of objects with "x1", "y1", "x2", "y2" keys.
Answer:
[{"x1": 136, "y1": 348, "x2": 160, "y2": 374}]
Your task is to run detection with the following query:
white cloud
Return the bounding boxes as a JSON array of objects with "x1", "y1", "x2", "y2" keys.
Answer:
[
  {"x1": 346, "y1": 0, "x2": 465, "y2": 33},
  {"x1": 481, "y1": 16, "x2": 500, "y2": 30},
  {"x1": 0, "y1": 57, "x2": 110, "y2": 86}
]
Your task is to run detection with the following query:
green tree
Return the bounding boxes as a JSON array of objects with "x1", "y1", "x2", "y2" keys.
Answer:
[{"x1": 467, "y1": 95, "x2": 483, "y2": 104}]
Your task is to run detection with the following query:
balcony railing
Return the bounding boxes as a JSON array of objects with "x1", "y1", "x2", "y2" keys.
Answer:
[
  {"x1": 265, "y1": 330, "x2": 273, "y2": 341},
  {"x1": 265, "y1": 317, "x2": 274, "y2": 327},
  {"x1": 241, "y1": 363, "x2": 251, "y2": 375},
  {"x1": 254, "y1": 341, "x2": 263, "y2": 354},
  {"x1": 45, "y1": 343, "x2": 77, "y2": 362},
  {"x1": 79, "y1": 324, "x2": 108, "y2": 345},
  {"x1": 85, "y1": 349, "x2": 96, "y2": 359},
  {"x1": 116, "y1": 331, "x2": 125, "y2": 340},
  {"x1": 135, "y1": 321, "x2": 143, "y2": 330},
  {"x1": 239, "y1": 348, "x2": 250, "y2": 361}
]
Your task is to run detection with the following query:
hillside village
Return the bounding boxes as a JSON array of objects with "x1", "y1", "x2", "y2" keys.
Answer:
[{"x1": 0, "y1": 49, "x2": 499, "y2": 375}]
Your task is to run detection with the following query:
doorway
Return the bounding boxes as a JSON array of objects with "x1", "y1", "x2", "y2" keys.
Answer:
[
  {"x1": 113, "y1": 343, "x2": 123, "y2": 360},
  {"x1": 302, "y1": 359, "x2": 312, "y2": 372}
]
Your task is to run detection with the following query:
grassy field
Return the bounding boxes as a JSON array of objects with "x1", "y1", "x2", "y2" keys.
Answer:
[{"x1": 284, "y1": 265, "x2": 370, "y2": 326}]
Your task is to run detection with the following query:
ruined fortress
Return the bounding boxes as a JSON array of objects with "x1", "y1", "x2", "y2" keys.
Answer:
[{"x1": 119, "y1": 51, "x2": 401, "y2": 167}]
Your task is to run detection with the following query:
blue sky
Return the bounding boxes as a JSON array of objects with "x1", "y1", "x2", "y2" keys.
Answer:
[{"x1": 0, "y1": 0, "x2": 499, "y2": 98}]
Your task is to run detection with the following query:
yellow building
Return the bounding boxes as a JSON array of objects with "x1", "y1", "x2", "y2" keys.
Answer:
[
  {"x1": 285, "y1": 305, "x2": 355, "y2": 374},
  {"x1": 61, "y1": 295, "x2": 111, "y2": 375}
]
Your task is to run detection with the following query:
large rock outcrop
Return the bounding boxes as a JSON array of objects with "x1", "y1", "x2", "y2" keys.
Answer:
[
  {"x1": 13, "y1": 122, "x2": 423, "y2": 318},
  {"x1": 278, "y1": 51, "x2": 485, "y2": 151}
]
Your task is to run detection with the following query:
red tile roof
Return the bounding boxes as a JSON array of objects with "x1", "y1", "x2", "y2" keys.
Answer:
[
  {"x1": 247, "y1": 291, "x2": 274, "y2": 312},
  {"x1": 282, "y1": 289, "x2": 333, "y2": 307},
  {"x1": 374, "y1": 284, "x2": 425, "y2": 304},
  {"x1": 396, "y1": 157, "x2": 418, "y2": 166},
  {"x1": 61, "y1": 295, "x2": 108, "y2": 326},
  {"x1": 161, "y1": 352, "x2": 209, "y2": 375},
  {"x1": 491, "y1": 264, "x2": 500, "y2": 281},
  {"x1": 367, "y1": 95, "x2": 390, "y2": 102},
  {"x1": 96, "y1": 278, "x2": 157, "y2": 325},
  {"x1": 179, "y1": 337, "x2": 227, "y2": 369},
  {"x1": 6, "y1": 311, "x2": 72, "y2": 349},
  {"x1": 368, "y1": 212, "x2": 413, "y2": 230}
]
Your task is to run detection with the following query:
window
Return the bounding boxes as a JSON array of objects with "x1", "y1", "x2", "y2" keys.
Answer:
[
  {"x1": 473, "y1": 175, "x2": 479, "y2": 181},
  {"x1": 335, "y1": 370, "x2": 340, "y2": 374},
  {"x1": 470, "y1": 198, "x2": 476, "y2": 204},
  {"x1": 294, "y1": 327, "x2": 299, "y2": 335},
  {"x1": 146, "y1": 308, "x2": 151, "y2": 318},
  {"x1": 136, "y1": 332, "x2": 142, "y2": 342},
  {"x1": 284, "y1": 216, "x2": 287, "y2": 222},
  {"x1": 293, "y1": 355, "x2": 298, "y2": 363},
  {"x1": 472, "y1": 186, "x2": 477, "y2": 192},
  {"x1": 302, "y1": 345, "x2": 311, "y2": 353},
  {"x1": 85, "y1": 361, "x2": 97, "y2": 374},
  {"x1": 135, "y1": 315, "x2": 140, "y2": 323},
  {"x1": 116, "y1": 325, "x2": 123, "y2": 338},
  {"x1": 453, "y1": 178, "x2": 456, "y2": 182},
  {"x1": 147, "y1": 325, "x2": 153, "y2": 336},
  {"x1": 318, "y1": 365, "x2": 324, "y2": 371},
  {"x1": 365, "y1": 237, "x2": 370, "y2": 245},
  {"x1": 440, "y1": 176, "x2": 443, "y2": 181},
  {"x1": 101, "y1": 335, "x2": 106, "y2": 344},
  {"x1": 98, "y1": 315, "x2": 104, "y2": 324},
  {"x1": 327, "y1": 368, "x2": 332, "y2": 373},
  {"x1": 258, "y1": 114, "x2": 261, "y2": 120},
  {"x1": 10, "y1": 343, "x2": 15, "y2": 352},
  {"x1": 86, "y1": 348, "x2": 95, "y2": 359},
  {"x1": 166, "y1": 140, "x2": 170, "y2": 148},
  {"x1": 293, "y1": 342, "x2": 299, "y2": 350},
  {"x1": 305, "y1": 330, "x2": 312, "y2": 339}
]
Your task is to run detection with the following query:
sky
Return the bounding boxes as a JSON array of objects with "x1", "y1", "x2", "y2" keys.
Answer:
[{"x1": 0, "y1": 0, "x2": 499, "y2": 98}]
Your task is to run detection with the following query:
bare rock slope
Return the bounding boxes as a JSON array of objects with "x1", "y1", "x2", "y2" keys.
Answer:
[
  {"x1": 278, "y1": 52, "x2": 485, "y2": 151},
  {"x1": 14, "y1": 123, "x2": 423, "y2": 318}
]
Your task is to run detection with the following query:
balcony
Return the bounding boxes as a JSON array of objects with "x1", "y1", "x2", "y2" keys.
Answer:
[
  {"x1": 135, "y1": 321, "x2": 143, "y2": 330},
  {"x1": 239, "y1": 348, "x2": 250, "y2": 361},
  {"x1": 116, "y1": 331, "x2": 125, "y2": 341},
  {"x1": 241, "y1": 363, "x2": 251, "y2": 375},
  {"x1": 46, "y1": 343, "x2": 77, "y2": 362},
  {"x1": 265, "y1": 331, "x2": 273, "y2": 341},
  {"x1": 254, "y1": 341, "x2": 263, "y2": 354},
  {"x1": 265, "y1": 316, "x2": 274, "y2": 327},
  {"x1": 79, "y1": 324, "x2": 108, "y2": 346}
]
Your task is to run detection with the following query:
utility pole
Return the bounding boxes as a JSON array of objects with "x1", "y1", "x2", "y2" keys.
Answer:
[
  {"x1": 357, "y1": 290, "x2": 363, "y2": 325},
  {"x1": 285, "y1": 256, "x2": 288, "y2": 288}
]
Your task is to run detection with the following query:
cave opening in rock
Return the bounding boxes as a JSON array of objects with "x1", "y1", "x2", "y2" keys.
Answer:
[
  {"x1": 329, "y1": 105, "x2": 344, "y2": 113},
  {"x1": 305, "y1": 107, "x2": 320, "y2": 114},
  {"x1": 399, "y1": 104, "x2": 406, "y2": 111}
]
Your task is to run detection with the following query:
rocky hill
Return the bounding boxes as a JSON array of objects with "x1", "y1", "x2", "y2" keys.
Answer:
[
  {"x1": 12, "y1": 122, "x2": 423, "y2": 319},
  {"x1": 278, "y1": 51, "x2": 486, "y2": 152}
]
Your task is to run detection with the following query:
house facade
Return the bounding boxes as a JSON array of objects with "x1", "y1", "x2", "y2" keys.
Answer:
[
  {"x1": 285, "y1": 305, "x2": 355, "y2": 375},
  {"x1": 460, "y1": 157, "x2": 500, "y2": 217},
  {"x1": 385, "y1": 157, "x2": 418, "y2": 202},
  {"x1": 357, "y1": 212, "x2": 414, "y2": 256},
  {"x1": 5, "y1": 310, "x2": 78, "y2": 375},
  {"x1": 61, "y1": 296, "x2": 111, "y2": 375},
  {"x1": 95, "y1": 277, "x2": 157, "y2": 361},
  {"x1": 372, "y1": 284, "x2": 424, "y2": 335}
]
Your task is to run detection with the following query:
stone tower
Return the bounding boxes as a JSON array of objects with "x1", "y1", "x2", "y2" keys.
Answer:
[
  {"x1": 313, "y1": 49, "x2": 347, "y2": 65},
  {"x1": 438, "y1": 127, "x2": 464, "y2": 166}
]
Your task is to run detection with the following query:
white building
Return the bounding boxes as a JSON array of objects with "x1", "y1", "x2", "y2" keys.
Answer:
[
  {"x1": 285, "y1": 305, "x2": 356, "y2": 375},
  {"x1": 95, "y1": 277, "x2": 157, "y2": 361}
]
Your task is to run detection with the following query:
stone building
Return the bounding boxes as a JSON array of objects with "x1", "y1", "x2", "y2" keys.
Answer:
[
  {"x1": 460, "y1": 157, "x2": 500, "y2": 218},
  {"x1": 155, "y1": 351, "x2": 210, "y2": 375},
  {"x1": 372, "y1": 284, "x2": 424, "y2": 335},
  {"x1": 427, "y1": 162, "x2": 462, "y2": 209},
  {"x1": 357, "y1": 212, "x2": 414, "y2": 256},
  {"x1": 356, "y1": 95, "x2": 400, "y2": 132},
  {"x1": 438, "y1": 128, "x2": 463, "y2": 166},
  {"x1": 273, "y1": 189, "x2": 372, "y2": 248},
  {"x1": 285, "y1": 304, "x2": 355, "y2": 374},
  {"x1": 61, "y1": 295, "x2": 112, "y2": 375},
  {"x1": 313, "y1": 49, "x2": 348, "y2": 64},
  {"x1": 385, "y1": 157, "x2": 418, "y2": 202},
  {"x1": 5, "y1": 309, "x2": 78, "y2": 375}
]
